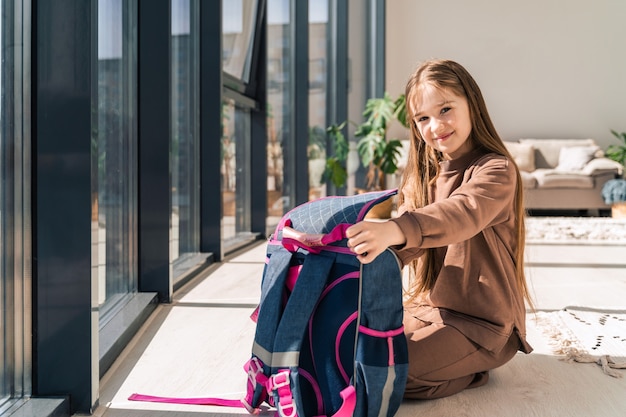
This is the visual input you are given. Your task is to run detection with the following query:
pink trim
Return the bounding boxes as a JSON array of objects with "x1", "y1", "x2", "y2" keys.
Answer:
[
  {"x1": 320, "y1": 223, "x2": 351, "y2": 245},
  {"x1": 274, "y1": 218, "x2": 293, "y2": 241},
  {"x1": 331, "y1": 385, "x2": 357, "y2": 417},
  {"x1": 128, "y1": 393, "x2": 243, "y2": 408},
  {"x1": 358, "y1": 325, "x2": 404, "y2": 338},
  {"x1": 358, "y1": 325, "x2": 404, "y2": 366},
  {"x1": 387, "y1": 337, "x2": 394, "y2": 366},
  {"x1": 336, "y1": 312, "x2": 358, "y2": 384},
  {"x1": 243, "y1": 357, "x2": 268, "y2": 412},
  {"x1": 320, "y1": 271, "x2": 359, "y2": 299},
  {"x1": 307, "y1": 271, "x2": 359, "y2": 384},
  {"x1": 281, "y1": 237, "x2": 355, "y2": 256},
  {"x1": 356, "y1": 189, "x2": 397, "y2": 221},
  {"x1": 250, "y1": 305, "x2": 259, "y2": 323},
  {"x1": 270, "y1": 370, "x2": 298, "y2": 417},
  {"x1": 285, "y1": 265, "x2": 302, "y2": 292},
  {"x1": 298, "y1": 368, "x2": 324, "y2": 416}
]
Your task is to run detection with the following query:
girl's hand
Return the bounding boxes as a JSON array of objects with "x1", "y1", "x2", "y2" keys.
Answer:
[{"x1": 345, "y1": 220, "x2": 406, "y2": 264}]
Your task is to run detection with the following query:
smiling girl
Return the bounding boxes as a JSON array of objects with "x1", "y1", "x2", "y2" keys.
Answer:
[{"x1": 346, "y1": 59, "x2": 533, "y2": 399}]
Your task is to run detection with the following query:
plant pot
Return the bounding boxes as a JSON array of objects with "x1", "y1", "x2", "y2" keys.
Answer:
[
  {"x1": 308, "y1": 158, "x2": 326, "y2": 188},
  {"x1": 611, "y1": 201, "x2": 626, "y2": 218}
]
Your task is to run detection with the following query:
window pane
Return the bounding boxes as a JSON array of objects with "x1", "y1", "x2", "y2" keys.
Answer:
[
  {"x1": 266, "y1": 0, "x2": 291, "y2": 230},
  {"x1": 171, "y1": 0, "x2": 202, "y2": 280},
  {"x1": 94, "y1": 0, "x2": 138, "y2": 322},
  {"x1": 222, "y1": 98, "x2": 253, "y2": 250},
  {"x1": 222, "y1": 0, "x2": 258, "y2": 82},
  {"x1": 347, "y1": 0, "x2": 368, "y2": 195},
  {"x1": 0, "y1": 0, "x2": 28, "y2": 406},
  {"x1": 0, "y1": 0, "x2": 10, "y2": 404},
  {"x1": 308, "y1": 0, "x2": 329, "y2": 200}
]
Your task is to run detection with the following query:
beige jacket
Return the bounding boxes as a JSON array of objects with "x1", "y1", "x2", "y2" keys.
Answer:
[{"x1": 390, "y1": 148, "x2": 532, "y2": 354}]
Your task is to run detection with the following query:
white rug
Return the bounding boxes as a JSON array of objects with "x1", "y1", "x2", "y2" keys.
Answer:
[
  {"x1": 396, "y1": 309, "x2": 626, "y2": 417},
  {"x1": 532, "y1": 307, "x2": 626, "y2": 377},
  {"x1": 525, "y1": 216, "x2": 626, "y2": 244}
]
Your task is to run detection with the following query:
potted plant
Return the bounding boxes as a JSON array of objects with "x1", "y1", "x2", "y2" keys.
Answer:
[
  {"x1": 355, "y1": 93, "x2": 408, "y2": 191},
  {"x1": 601, "y1": 130, "x2": 626, "y2": 218},
  {"x1": 321, "y1": 92, "x2": 408, "y2": 192}
]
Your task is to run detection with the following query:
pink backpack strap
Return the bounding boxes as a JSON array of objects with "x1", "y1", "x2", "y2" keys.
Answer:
[
  {"x1": 281, "y1": 224, "x2": 353, "y2": 255},
  {"x1": 265, "y1": 370, "x2": 356, "y2": 417},
  {"x1": 331, "y1": 386, "x2": 356, "y2": 417},
  {"x1": 127, "y1": 393, "x2": 243, "y2": 407}
]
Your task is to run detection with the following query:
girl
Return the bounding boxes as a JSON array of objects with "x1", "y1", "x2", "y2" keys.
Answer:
[{"x1": 346, "y1": 59, "x2": 533, "y2": 399}]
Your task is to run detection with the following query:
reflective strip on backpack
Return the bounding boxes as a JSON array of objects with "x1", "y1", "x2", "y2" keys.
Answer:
[
  {"x1": 251, "y1": 341, "x2": 272, "y2": 365},
  {"x1": 252, "y1": 341, "x2": 300, "y2": 368},
  {"x1": 269, "y1": 351, "x2": 300, "y2": 368}
]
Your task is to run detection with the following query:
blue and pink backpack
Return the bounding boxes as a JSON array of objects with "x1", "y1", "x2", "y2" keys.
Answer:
[{"x1": 130, "y1": 189, "x2": 408, "y2": 416}]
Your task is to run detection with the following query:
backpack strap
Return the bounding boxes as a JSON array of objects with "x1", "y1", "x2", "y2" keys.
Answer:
[
  {"x1": 271, "y1": 250, "x2": 336, "y2": 361},
  {"x1": 253, "y1": 246, "x2": 295, "y2": 355}
]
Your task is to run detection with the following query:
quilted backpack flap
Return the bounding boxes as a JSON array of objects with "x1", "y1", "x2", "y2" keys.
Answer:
[{"x1": 275, "y1": 189, "x2": 398, "y2": 239}]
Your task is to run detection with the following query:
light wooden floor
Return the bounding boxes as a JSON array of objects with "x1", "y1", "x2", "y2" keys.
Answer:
[{"x1": 92, "y1": 239, "x2": 626, "y2": 417}]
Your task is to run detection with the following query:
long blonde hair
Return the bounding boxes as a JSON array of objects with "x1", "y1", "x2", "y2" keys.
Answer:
[{"x1": 400, "y1": 59, "x2": 533, "y2": 308}]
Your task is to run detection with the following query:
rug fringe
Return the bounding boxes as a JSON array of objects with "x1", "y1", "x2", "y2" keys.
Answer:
[
  {"x1": 561, "y1": 348, "x2": 624, "y2": 378},
  {"x1": 533, "y1": 313, "x2": 624, "y2": 378}
]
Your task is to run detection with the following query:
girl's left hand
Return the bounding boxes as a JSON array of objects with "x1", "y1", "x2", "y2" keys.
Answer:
[{"x1": 345, "y1": 220, "x2": 406, "y2": 264}]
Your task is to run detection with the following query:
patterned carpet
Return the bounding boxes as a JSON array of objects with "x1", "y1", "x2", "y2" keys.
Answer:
[
  {"x1": 532, "y1": 307, "x2": 626, "y2": 377},
  {"x1": 525, "y1": 216, "x2": 626, "y2": 244}
]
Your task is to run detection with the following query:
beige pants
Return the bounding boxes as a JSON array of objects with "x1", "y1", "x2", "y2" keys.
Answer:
[{"x1": 403, "y1": 314, "x2": 520, "y2": 400}]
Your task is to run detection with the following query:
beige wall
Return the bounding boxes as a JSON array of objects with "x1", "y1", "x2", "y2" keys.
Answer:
[{"x1": 386, "y1": 0, "x2": 626, "y2": 149}]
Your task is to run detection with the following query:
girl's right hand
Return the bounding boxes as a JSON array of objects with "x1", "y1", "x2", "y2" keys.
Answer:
[{"x1": 346, "y1": 220, "x2": 406, "y2": 264}]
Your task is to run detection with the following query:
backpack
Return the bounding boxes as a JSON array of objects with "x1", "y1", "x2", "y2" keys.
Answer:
[{"x1": 130, "y1": 189, "x2": 408, "y2": 417}]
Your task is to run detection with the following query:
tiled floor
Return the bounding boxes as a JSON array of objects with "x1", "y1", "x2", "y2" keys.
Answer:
[{"x1": 92, "y1": 234, "x2": 626, "y2": 417}]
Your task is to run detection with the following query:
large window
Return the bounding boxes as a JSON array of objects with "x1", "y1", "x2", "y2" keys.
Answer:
[
  {"x1": 93, "y1": 0, "x2": 138, "y2": 323},
  {"x1": 222, "y1": 0, "x2": 258, "y2": 251},
  {"x1": 223, "y1": 0, "x2": 258, "y2": 83},
  {"x1": 0, "y1": 0, "x2": 30, "y2": 410},
  {"x1": 221, "y1": 98, "x2": 253, "y2": 248},
  {"x1": 171, "y1": 0, "x2": 202, "y2": 282},
  {"x1": 266, "y1": 0, "x2": 292, "y2": 226},
  {"x1": 308, "y1": 0, "x2": 329, "y2": 199},
  {"x1": 1, "y1": 1, "x2": 11, "y2": 403}
]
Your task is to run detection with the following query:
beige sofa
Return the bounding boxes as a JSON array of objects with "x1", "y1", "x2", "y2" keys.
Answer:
[{"x1": 504, "y1": 139, "x2": 624, "y2": 212}]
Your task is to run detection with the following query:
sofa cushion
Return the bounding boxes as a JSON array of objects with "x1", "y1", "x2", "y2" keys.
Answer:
[
  {"x1": 532, "y1": 169, "x2": 594, "y2": 189},
  {"x1": 555, "y1": 145, "x2": 599, "y2": 172},
  {"x1": 504, "y1": 141, "x2": 535, "y2": 172},
  {"x1": 581, "y1": 157, "x2": 624, "y2": 176},
  {"x1": 518, "y1": 139, "x2": 598, "y2": 168}
]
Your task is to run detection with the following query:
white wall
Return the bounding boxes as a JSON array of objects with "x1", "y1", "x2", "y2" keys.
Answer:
[{"x1": 386, "y1": 0, "x2": 626, "y2": 149}]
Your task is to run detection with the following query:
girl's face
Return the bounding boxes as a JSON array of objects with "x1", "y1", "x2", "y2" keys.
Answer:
[{"x1": 412, "y1": 83, "x2": 473, "y2": 160}]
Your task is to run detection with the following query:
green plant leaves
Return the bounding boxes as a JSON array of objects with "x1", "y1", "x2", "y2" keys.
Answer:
[
  {"x1": 327, "y1": 122, "x2": 349, "y2": 162},
  {"x1": 607, "y1": 130, "x2": 626, "y2": 169},
  {"x1": 321, "y1": 93, "x2": 407, "y2": 190},
  {"x1": 362, "y1": 93, "x2": 395, "y2": 131},
  {"x1": 322, "y1": 156, "x2": 348, "y2": 188},
  {"x1": 320, "y1": 123, "x2": 349, "y2": 188}
]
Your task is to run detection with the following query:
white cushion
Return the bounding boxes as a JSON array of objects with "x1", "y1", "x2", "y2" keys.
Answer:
[
  {"x1": 533, "y1": 169, "x2": 594, "y2": 188},
  {"x1": 555, "y1": 146, "x2": 599, "y2": 172},
  {"x1": 519, "y1": 139, "x2": 598, "y2": 168},
  {"x1": 581, "y1": 157, "x2": 624, "y2": 176},
  {"x1": 504, "y1": 141, "x2": 535, "y2": 172}
]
